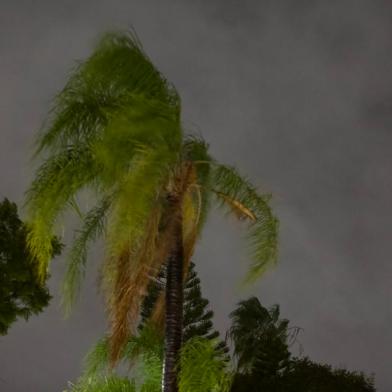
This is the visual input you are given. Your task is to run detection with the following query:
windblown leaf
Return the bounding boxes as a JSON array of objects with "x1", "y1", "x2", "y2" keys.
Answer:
[{"x1": 210, "y1": 163, "x2": 278, "y2": 282}]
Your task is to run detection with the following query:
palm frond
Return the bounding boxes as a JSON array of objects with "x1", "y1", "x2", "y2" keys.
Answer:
[
  {"x1": 62, "y1": 196, "x2": 112, "y2": 315},
  {"x1": 108, "y1": 260, "x2": 153, "y2": 365},
  {"x1": 82, "y1": 325, "x2": 163, "y2": 390},
  {"x1": 38, "y1": 30, "x2": 180, "y2": 155},
  {"x1": 105, "y1": 195, "x2": 173, "y2": 363},
  {"x1": 80, "y1": 336, "x2": 231, "y2": 392},
  {"x1": 228, "y1": 297, "x2": 296, "y2": 376},
  {"x1": 67, "y1": 376, "x2": 136, "y2": 392},
  {"x1": 132, "y1": 333, "x2": 162, "y2": 392},
  {"x1": 104, "y1": 146, "x2": 175, "y2": 261},
  {"x1": 209, "y1": 163, "x2": 279, "y2": 282},
  {"x1": 229, "y1": 297, "x2": 273, "y2": 372},
  {"x1": 83, "y1": 337, "x2": 111, "y2": 379},
  {"x1": 25, "y1": 146, "x2": 97, "y2": 280},
  {"x1": 214, "y1": 192, "x2": 256, "y2": 221},
  {"x1": 92, "y1": 103, "x2": 181, "y2": 189},
  {"x1": 178, "y1": 337, "x2": 232, "y2": 392}
]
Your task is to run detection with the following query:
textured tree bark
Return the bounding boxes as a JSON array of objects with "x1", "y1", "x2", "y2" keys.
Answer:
[{"x1": 162, "y1": 208, "x2": 184, "y2": 392}]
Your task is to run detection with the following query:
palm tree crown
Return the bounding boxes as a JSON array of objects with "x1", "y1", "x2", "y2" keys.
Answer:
[{"x1": 25, "y1": 30, "x2": 278, "y2": 384}]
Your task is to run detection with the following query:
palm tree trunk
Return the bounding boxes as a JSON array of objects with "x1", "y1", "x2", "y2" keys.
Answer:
[{"x1": 163, "y1": 208, "x2": 184, "y2": 392}]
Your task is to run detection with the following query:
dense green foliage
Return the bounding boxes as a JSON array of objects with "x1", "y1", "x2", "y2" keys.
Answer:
[
  {"x1": 228, "y1": 297, "x2": 375, "y2": 392},
  {"x1": 0, "y1": 198, "x2": 61, "y2": 334},
  {"x1": 231, "y1": 358, "x2": 376, "y2": 392},
  {"x1": 279, "y1": 357, "x2": 376, "y2": 392},
  {"x1": 229, "y1": 297, "x2": 295, "y2": 391},
  {"x1": 178, "y1": 337, "x2": 232, "y2": 392},
  {"x1": 69, "y1": 336, "x2": 232, "y2": 392},
  {"x1": 70, "y1": 292, "x2": 376, "y2": 391}
]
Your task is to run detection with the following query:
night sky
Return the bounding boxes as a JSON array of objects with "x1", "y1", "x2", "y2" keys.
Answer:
[{"x1": 1, "y1": 1, "x2": 392, "y2": 391}]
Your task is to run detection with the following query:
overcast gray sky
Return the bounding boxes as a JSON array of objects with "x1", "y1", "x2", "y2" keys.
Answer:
[{"x1": 1, "y1": 0, "x2": 392, "y2": 391}]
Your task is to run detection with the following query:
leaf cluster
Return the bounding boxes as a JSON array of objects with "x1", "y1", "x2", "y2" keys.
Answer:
[
  {"x1": 228, "y1": 297, "x2": 294, "y2": 376},
  {"x1": 279, "y1": 357, "x2": 376, "y2": 392},
  {"x1": 70, "y1": 333, "x2": 231, "y2": 392},
  {"x1": 0, "y1": 198, "x2": 61, "y2": 334}
]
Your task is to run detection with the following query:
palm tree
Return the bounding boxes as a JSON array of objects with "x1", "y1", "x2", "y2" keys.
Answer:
[
  {"x1": 25, "y1": 31, "x2": 278, "y2": 392},
  {"x1": 228, "y1": 297, "x2": 299, "y2": 392}
]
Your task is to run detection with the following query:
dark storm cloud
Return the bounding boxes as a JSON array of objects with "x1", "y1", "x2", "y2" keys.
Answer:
[{"x1": 0, "y1": 1, "x2": 391, "y2": 391}]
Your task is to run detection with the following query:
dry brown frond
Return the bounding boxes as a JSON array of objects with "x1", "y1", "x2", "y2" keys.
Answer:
[
  {"x1": 109, "y1": 261, "x2": 151, "y2": 363},
  {"x1": 150, "y1": 291, "x2": 166, "y2": 332},
  {"x1": 215, "y1": 191, "x2": 256, "y2": 221},
  {"x1": 107, "y1": 206, "x2": 167, "y2": 364}
]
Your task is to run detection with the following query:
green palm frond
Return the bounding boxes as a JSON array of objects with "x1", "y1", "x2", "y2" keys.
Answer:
[
  {"x1": 82, "y1": 336, "x2": 230, "y2": 392},
  {"x1": 210, "y1": 164, "x2": 278, "y2": 282},
  {"x1": 38, "y1": 31, "x2": 180, "y2": 155},
  {"x1": 104, "y1": 146, "x2": 175, "y2": 264},
  {"x1": 83, "y1": 337, "x2": 111, "y2": 379},
  {"x1": 83, "y1": 325, "x2": 163, "y2": 380},
  {"x1": 25, "y1": 146, "x2": 97, "y2": 280},
  {"x1": 81, "y1": 327, "x2": 162, "y2": 392},
  {"x1": 62, "y1": 196, "x2": 112, "y2": 314},
  {"x1": 67, "y1": 376, "x2": 136, "y2": 392},
  {"x1": 133, "y1": 347, "x2": 162, "y2": 392},
  {"x1": 178, "y1": 337, "x2": 232, "y2": 392},
  {"x1": 92, "y1": 103, "x2": 181, "y2": 189},
  {"x1": 183, "y1": 135, "x2": 212, "y2": 168}
]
